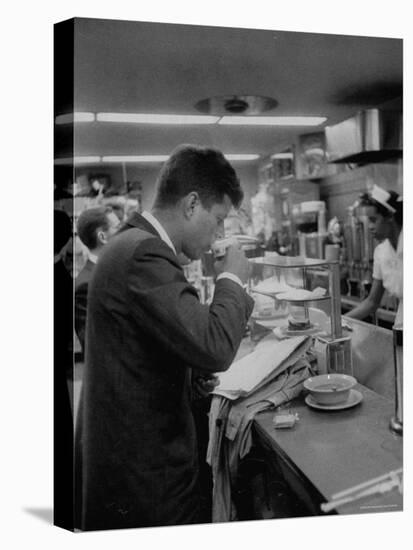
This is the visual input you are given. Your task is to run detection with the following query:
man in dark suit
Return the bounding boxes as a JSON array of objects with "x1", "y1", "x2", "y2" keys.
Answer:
[
  {"x1": 75, "y1": 206, "x2": 121, "y2": 355},
  {"x1": 76, "y1": 144, "x2": 254, "y2": 531}
]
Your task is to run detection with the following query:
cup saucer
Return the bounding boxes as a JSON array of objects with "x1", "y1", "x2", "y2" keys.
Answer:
[{"x1": 305, "y1": 389, "x2": 363, "y2": 411}]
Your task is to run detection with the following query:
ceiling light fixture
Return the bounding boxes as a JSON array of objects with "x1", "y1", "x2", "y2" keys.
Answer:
[
  {"x1": 102, "y1": 155, "x2": 170, "y2": 163},
  {"x1": 195, "y1": 95, "x2": 278, "y2": 115},
  {"x1": 54, "y1": 156, "x2": 101, "y2": 165},
  {"x1": 219, "y1": 116, "x2": 327, "y2": 126},
  {"x1": 271, "y1": 152, "x2": 294, "y2": 159},
  {"x1": 224, "y1": 154, "x2": 260, "y2": 161},
  {"x1": 101, "y1": 154, "x2": 260, "y2": 163},
  {"x1": 55, "y1": 112, "x2": 95, "y2": 124},
  {"x1": 97, "y1": 113, "x2": 220, "y2": 125},
  {"x1": 55, "y1": 112, "x2": 326, "y2": 128}
]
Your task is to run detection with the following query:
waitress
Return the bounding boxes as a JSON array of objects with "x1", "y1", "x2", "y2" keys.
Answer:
[{"x1": 346, "y1": 184, "x2": 403, "y2": 327}]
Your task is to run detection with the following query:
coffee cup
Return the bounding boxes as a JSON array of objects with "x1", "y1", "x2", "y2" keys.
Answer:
[{"x1": 211, "y1": 237, "x2": 234, "y2": 258}]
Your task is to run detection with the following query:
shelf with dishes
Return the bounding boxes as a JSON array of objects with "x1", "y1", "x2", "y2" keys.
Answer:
[
  {"x1": 250, "y1": 287, "x2": 331, "y2": 303},
  {"x1": 248, "y1": 259, "x2": 331, "y2": 326},
  {"x1": 247, "y1": 255, "x2": 352, "y2": 375},
  {"x1": 248, "y1": 256, "x2": 335, "y2": 305}
]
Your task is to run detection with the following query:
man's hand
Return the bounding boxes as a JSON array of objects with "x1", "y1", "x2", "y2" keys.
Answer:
[
  {"x1": 193, "y1": 372, "x2": 220, "y2": 398},
  {"x1": 214, "y1": 241, "x2": 250, "y2": 284}
]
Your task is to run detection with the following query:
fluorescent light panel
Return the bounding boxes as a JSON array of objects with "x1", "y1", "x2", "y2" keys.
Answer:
[
  {"x1": 55, "y1": 112, "x2": 95, "y2": 124},
  {"x1": 271, "y1": 152, "x2": 294, "y2": 159},
  {"x1": 224, "y1": 154, "x2": 260, "y2": 161},
  {"x1": 56, "y1": 112, "x2": 326, "y2": 127},
  {"x1": 97, "y1": 113, "x2": 219, "y2": 125},
  {"x1": 102, "y1": 154, "x2": 259, "y2": 163},
  {"x1": 102, "y1": 155, "x2": 169, "y2": 163},
  {"x1": 219, "y1": 116, "x2": 327, "y2": 126},
  {"x1": 54, "y1": 156, "x2": 100, "y2": 165}
]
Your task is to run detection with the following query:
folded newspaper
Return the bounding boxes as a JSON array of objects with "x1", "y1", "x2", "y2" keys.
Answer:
[{"x1": 213, "y1": 333, "x2": 312, "y2": 400}]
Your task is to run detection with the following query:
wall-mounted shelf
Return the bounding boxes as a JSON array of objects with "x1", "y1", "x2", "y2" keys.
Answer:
[{"x1": 248, "y1": 255, "x2": 352, "y2": 375}]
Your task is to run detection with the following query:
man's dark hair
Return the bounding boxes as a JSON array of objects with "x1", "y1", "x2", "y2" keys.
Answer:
[
  {"x1": 76, "y1": 206, "x2": 114, "y2": 250},
  {"x1": 153, "y1": 144, "x2": 243, "y2": 210}
]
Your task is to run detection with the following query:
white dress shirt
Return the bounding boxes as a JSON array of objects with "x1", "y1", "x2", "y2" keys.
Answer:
[
  {"x1": 87, "y1": 251, "x2": 98, "y2": 264},
  {"x1": 142, "y1": 210, "x2": 177, "y2": 254},
  {"x1": 373, "y1": 230, "x2": 403, "y2": 326}
]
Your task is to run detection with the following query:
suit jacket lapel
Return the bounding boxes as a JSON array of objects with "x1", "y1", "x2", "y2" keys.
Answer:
[
  {"x1": 118, "y1": 212, "x2": 160, "y2": 238},
  {"x1": 85, "y1": 259, "x2": 95, "y2": 274}
]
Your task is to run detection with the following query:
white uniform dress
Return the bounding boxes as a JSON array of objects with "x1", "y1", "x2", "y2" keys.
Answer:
[{"x1": 372, "y1": 230, "x2": 403, "y2": 326}]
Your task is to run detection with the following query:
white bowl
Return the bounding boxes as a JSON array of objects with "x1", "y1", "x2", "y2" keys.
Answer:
[{"x1": 303, "y1": 373, "x2": 357, "y2": 405}]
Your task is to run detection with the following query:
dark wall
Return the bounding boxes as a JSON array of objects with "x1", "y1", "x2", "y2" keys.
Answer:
[{"x1": 320, "y1": 160, "x2": 402, "y2": 222}]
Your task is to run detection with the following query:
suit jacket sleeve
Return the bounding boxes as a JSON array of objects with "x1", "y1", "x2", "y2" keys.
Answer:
[{"x1": 126, "y1": 238, "x2": 254, "y2": 373}]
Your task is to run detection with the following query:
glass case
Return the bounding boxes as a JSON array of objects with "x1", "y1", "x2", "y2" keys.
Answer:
[{"x1": 248, "y1": 254, "x2": 352, "y2": 375}]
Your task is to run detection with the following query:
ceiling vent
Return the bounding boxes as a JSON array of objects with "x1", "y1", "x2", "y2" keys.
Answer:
[
  {"x1": 224, "y1": 98, "x2": 249, "y2": 113},
  {"x1": 195, "y1": 95, "x2": 278, "y2": 116},
  {"x1": 325, "y1": 108, "x2": 402, "y2": 164}
]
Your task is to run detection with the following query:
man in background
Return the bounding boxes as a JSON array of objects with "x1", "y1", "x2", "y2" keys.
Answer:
[
  {"x1": 102, "y1": 199, "x2": 125, "y2": 223},
  {"x1": 76, "y1": 144, "x2": 254, "y2": 530},
  {"x1": 75, "y1": 206, "x2": 120, "y2": 356}
]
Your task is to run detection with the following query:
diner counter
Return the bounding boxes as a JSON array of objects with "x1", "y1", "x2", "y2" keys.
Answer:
[
  {"x1": 230, "y1": 315, "x2": 402, "y2": 518},
  {"x1": 251, "y1": 315, "x2": 396, "y2": 398},
  {"x1": 253, "y1": 383, "x2": 402, "y2": 516},
  {"x1": 341, "y1": 295, "x2": 396, "y2": 326},
  {"x1": 342, "y1": 317, "x2": 394, "y2": 399}
]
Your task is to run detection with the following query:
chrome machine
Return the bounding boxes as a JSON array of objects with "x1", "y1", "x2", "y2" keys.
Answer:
[
  {"x1": 292, "y1": 201, "x2": 328, "y2": 260},
  {"x1": 342, "y1": 194, "x2": 375, "y2": 299}
]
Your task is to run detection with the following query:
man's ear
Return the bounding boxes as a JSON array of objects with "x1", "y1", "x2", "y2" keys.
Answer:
[
  {"x1": 183, "y1": 192, "x2": 200, "y2": 220},
  {"x1": 97, "y1": 228, "x2": 107, "y2": 245}
]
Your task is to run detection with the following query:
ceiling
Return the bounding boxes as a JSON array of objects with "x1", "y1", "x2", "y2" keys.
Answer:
[{"x1": 55, "y1": 17, "x2": 403, "y2": 165}]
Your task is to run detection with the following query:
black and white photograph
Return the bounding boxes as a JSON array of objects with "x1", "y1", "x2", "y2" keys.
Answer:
[
  {"x1": 54, "y1": 14, "x2": 405, "y2": 531},
  {"x1": 2, "y1": 1, "x2": 411, "y2": 548}
]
